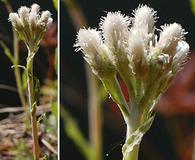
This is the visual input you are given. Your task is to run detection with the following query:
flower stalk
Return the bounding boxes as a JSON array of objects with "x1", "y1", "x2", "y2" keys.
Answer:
[
  {"x1": 9, "y1": 4, "x2": 53, "y2": 159},
  {"x1": 75, "y1": 4, "x2": 189, "y2": 160},
  {"x1": 123, "y1": 145, "x2": 140, "y2": 160},
  {"x1": 27, "y1": 53, "x2": 40, "y2": 159}
]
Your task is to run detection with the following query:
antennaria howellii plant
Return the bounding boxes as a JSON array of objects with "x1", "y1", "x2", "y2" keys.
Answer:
[
  {"x1": 75, "y1": 4, "x2": 190, "y2": 160},
  {"x1": 9, "y1": 3, "x2": 53, "y2": 160}
]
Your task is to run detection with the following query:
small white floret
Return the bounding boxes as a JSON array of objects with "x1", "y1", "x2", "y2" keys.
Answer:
[
  {"x1": 100, "y1": 12, "x2": 130, "y2": 52},
  {"x1": 131, "y1": 5, "x2": 157, "y2": 42},
  {"x1": 75, "y1": 28, "x2": 103, "y2": 59},
  {"x1": 8, "y1": 13, "x2": 23, "y2": 30},
  {"x1": 173, "y1": 41, "x2": 189, "y2": 69},
  {"x1": 157, "y1": 23, "x2": 186, "y2": 55},
  {"x1": 31, "y1": 4, "x2": 40, "y2": 15},
  {"x1": 18, "y1": 6, "x2": 30, "y2": 25}
]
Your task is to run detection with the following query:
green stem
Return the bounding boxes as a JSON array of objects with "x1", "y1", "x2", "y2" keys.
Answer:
[
  {"x1": 102, "y1": 75, "x2": 130, "y2": 118},
  {"x1": 123, "y1": 144, "x2": 140, "y2": 160},
  {"x1": 117, "y1": 62, "x2": 136, "y2": 105},
  {"x1": 27, "y1": 54, "x2": 40, "y2": 160}
]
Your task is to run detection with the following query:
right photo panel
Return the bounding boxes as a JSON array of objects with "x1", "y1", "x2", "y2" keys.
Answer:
[{"x1": 60, "y1": 0, "x2": 195, "y2": 160}]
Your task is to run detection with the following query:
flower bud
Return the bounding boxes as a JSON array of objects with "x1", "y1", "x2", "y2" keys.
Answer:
[
  {"x1": 38, "y1": 11, "x2": 52, "y2": 27},
  {"x1": 172, "y1": 41, "x2": 189, "y2": 71},
  {"x1": 100, "y1": 12, "x2": 130, "y2": 64},
  {"x1": 75, "y1": 28, "x2": 102, "y2": 59},
  {"x1": 131, "y1": 5, "x2": 157, "y2": 45},
  {"x1": 156, "y1": 54, "x2": 170, "y2": 66},
  {"x1": 18, "y1": 6, "x2": 30, "y2": 27},
  {"x1": 31, "y1": 4, "x2": 40, "y2": 15},
  {"x1": 128, "y1": 35, "x2": 148, "y2": 78},
  {"x1": 157, "y1": 23, "x2": 185, "y2": 56},
  {"x1": 8, "y1": 13, "x2": 23, "y2": 31},
  {"x1": 75, "y1": 28, "x2": 115, "y2": 78},
  {"x1": 29, "y1": 4, "x2": 40, "y2": 30}
]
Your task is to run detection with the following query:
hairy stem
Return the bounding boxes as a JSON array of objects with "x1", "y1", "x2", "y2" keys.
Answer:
[
  {"x1": 123, "y1": 144, "x2": 140, "y2": 160},
  {"x1": 27, "y1": 54, "x2": 40, "y2": 160}
]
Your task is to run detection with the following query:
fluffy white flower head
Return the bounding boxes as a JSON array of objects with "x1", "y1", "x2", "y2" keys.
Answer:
[
  {"x1": 172, "y1": 41, "x2": 189, "y2": 70},
  {"x1": 75, "y1": 4, "x2": 189, "y2": 80},
  {"x1": 9, "y1": 3, "x2": 53, "y2": 53},
  {"x1": 157, "y1": 23, "x2": 186, "y2": 55},
  {"x1": 76, "y1": 28, "x2": 103, "y2": 59},
  {"x1": 18, "y1": 6, "x2": 30, "y2": 26},
  {"x1": 31, "y1": 3, "x2": 40, "y2": 15},
  {"x1": 75, "y1": 28, "x2": 115, "y2": 78},
  {"x1": 100, "y1": 12, "x2": 130, "y2": 53},
  {"x1": 38, "y1": 11, "x2": 53, "y2": 27},
  {"x1": 9, "y1": 13, "x2": 23, "y2": 31},
  {"x1": 131, "y1": 5, "x2": 157, "y2": 43}
]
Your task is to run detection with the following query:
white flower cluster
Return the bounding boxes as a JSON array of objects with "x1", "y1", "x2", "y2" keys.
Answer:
[
  {"x1": 76, "y1": 5, "x2": 189, "y2": 81},
  {"x1": 76, "y1": 5, "x2": 190, "y2": 158},
  {"x1": 9, "y1": 4, "x2": 53, "y2": 53},
  {"x1": 75, "y1": 5, "x2": 190, "y2": 111}
]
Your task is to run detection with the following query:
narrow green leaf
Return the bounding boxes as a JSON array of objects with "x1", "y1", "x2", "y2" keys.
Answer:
[
  {"x1": 37, "y1": 113, "x2": 47, "y2": 125},
  {"x1": 102, "y1": 75, "x2": 129, "y2": 117},
  {"x1": 98, "y1": 82, "x2": 107, "y2": 104},
  {"x1": 0, "y1": 41, "x2": 14, "y2": 64},
  {"x1": 61, "y1": 107, "x2": 92, "y2": 160},
  {"x1": 11, "y1": 65, "x2": 26, "y2": 70},
  {"x1": 30, "y1": 102, "x2": 37, "y2": 114},
  {"x1": 40, "y1": 155, "x2": 49, "y2": 160}
]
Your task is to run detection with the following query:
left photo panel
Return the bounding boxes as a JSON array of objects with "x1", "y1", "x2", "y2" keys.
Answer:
[{"x1": 0, "y1": 0, "x2": 58, "y2": 159}]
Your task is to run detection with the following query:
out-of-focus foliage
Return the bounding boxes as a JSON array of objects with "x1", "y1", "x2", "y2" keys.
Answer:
[
  {"x1": 61, "y1": 107, "x2": 93, "y2": 160},
  {"x1": 191, "y1": 0, "x2": 195, "y2": 15},
  {"x1": 1, "y1": 0, "x2": 8, "y2": 4},
  {"x1": 13, "y1": 139, "x2": 33, "y2": 160},
  {"x1": 0, "y1": 41, "x2": 14, "y2": 64},
  {"x1": 53, "y1": 0, "x2": 58, "y2": 11}
]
